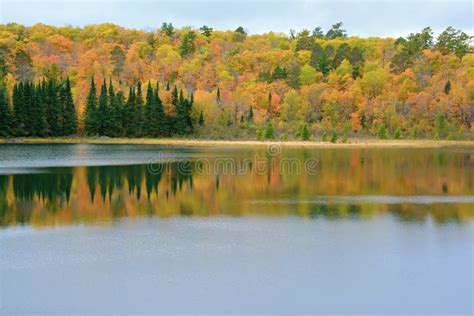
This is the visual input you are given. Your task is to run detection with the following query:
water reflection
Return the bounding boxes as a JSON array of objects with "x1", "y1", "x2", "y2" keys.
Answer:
[{"x1": 0, "y1": 147, "x2": 473, "y2": 227}]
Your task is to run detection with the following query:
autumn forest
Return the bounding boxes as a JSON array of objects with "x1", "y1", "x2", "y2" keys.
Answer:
[{"x1": 0, "y1": 22, "x2": 472, "y2": 140}]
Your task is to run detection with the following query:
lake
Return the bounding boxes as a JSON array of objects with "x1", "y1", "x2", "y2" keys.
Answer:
[{"x1": 0, "y1": 144, "x2": 473, "y2": 314}]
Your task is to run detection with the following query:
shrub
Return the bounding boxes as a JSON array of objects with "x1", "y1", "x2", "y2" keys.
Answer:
[
  {"x1": 393, "y1": 128, "x2": 402, "y2": 139},
  {"x1": 377, "y1": 125, "x2": 388, "y2": 139},
  {"x1": 330, "y1": 131, "x2": 338, "y2": 143}
]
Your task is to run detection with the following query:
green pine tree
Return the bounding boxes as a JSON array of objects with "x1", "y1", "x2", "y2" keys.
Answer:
[
  {"x1": 377, "y1": 125, "x2": 388, "y2": 139},
  {"x1": 114, "y1": 90, "x2": 125, "y2": 137},
  {"x1": 247, "y1": 105, "x2": 254, "y2": 123},
  {"x1": 444, "y1": 80, "x2": 451, "y2": 95},
  {"x1": 263, "y1": 120, "x2": 275, "y2": 140},
  {"x1": 61, "y1": 78, "x2": 77, "y2": 135},
  {"x1": 0, "y1": 85, "x2": 13, "y2": 137},
  {"x1": 134, "y1": 82, "x2": 144, "y2": 137},
  {"x1": 330, "y1": 131, "x2": 338, "y2": 143},
  {"x1": 267, "y1": 91, "x2": 272, "y2": 117},
  {"x1": 107, "y1": 78, "x2": 120, "y2": 137},
  {"x1": 322, "y1": 132, "x2": 328, "y2": 142},
  {"x1": 394, "y1": 127, "x2": 402, "y2": 139},
  {"x1": 144, "y1": 81, "x2": 154, "y2": 136},
  {"x1": 45, "y1": 79, "x2": 60, "y2": 136},
  {"x1": 199, "y1": 110, "x2": 205, "y2": 126},
  {"x1": 97, "y1": 80, "x2": 108, "y2": 135},
  {"x1": 84, "y1": 78, "x2": 97, "y2": 135},
  {"x1": 32, "y1": 82, "x2": 48, "y2": 136},
  {"x1": 123, "y1": 87, "x2": 135, "y2": 137},
  {"x1": 299, "y1": 123, "x2": 310, "y2": 140},
  {"x1": 216, "y1": 87, "x2": 222, "y2": 106},
  {"x1": 153, "y1": 82, "x2": 166, "y2": 136}
]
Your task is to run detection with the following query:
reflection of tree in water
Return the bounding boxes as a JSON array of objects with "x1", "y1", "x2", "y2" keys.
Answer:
[
  {"x1": 0, "y1": 176, "x2": 9, "y2": 225},
  {"x1": 0, "y1": 151, "x2": 472, "y2": 227},
  {"x1": 12, "y1": 169, "x2": 73, "y2": 203},
  {"x1": 0, "y1": 170, "x2": 73, "y2": 226},
  {"x1": 86, "y1": 163, "x2": 192, "y2": 202}
]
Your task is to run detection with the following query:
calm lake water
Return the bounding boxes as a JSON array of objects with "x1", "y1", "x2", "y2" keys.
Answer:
[{"x1": 0, "y1": 144, "x2": 473, "y2": 314}]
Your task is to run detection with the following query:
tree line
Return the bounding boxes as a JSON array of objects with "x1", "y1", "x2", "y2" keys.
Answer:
[
  {"x1": 0, "y1": 22, "x2": 472, "y2": 140},
  {"x1": 1, "y1": 78, "x2": 196, "y2": 138},
  {"x1": 83, "y1": 79, "x2": 194, "y2": 137},
  {"x1": 0, "y1": 78, "x2": 76, "y2": 137}
]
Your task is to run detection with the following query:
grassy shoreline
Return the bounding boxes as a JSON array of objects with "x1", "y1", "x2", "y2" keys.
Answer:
[{"x1": 1, "y1": 137, "x2": 473, "y2": 148}]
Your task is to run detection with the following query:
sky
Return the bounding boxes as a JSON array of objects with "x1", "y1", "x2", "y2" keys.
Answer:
[{"x1": 0, "y1": 0, "x2": 473, "y2": 37}]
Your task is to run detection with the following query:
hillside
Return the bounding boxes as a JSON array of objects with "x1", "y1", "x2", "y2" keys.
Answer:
[{"x1": 0, "y1": 22, "x2": 472, "y2": 140}]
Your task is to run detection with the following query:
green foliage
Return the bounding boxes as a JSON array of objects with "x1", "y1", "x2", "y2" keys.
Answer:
[
  {"x1": 377, "y1": 125, "x2": 388, "y2": 139},
  {"x1": 199, "y1": 25, "x2": 213, "y2": 38},
  {"x1": 435, "y1": 113, "x2": 447, "y2": 138},
  {"x1": 326, "y1": 22, "x2": 347, "y2": 39},
  {"x1": 435, "y1": 27, "x2": 472, "y2": 59},
  {"x1": 444, "y1": 80, "x2": 451, "y2": 95},
  {"x1": 0, "y1": 85, "x2": 13, "y2": 137},
  {"x1": 298, "y1": 124, "x2": 310, "y2": 140},
  {"x1": 330, "y1": 131, "x2": 338, "y2": 143},
  {"x1": 247, "y1": 105, "x2": 254, "y2": 123},
  {"x1": 9, "y1": 78, "x2": 76, "y2": 137},
  {"x1": 391, "y1": 27, "x2": 434, "y2": 73},
  {"x1": 198, "y1": 110, "x2": 205, "y2": 126},
  {"x1": 161, "y1": 22, "x2": 174, "y2": 37},
  {"x1": 60, "y1": 78, "x2": 77, "y2": 135},
  {"x1": 180, "y1": 31, "x2": 197, "y2": 57},
  {"x1": 263, "y1": 120, "x2": 275, "y2": 140},
  {"x1": 84, "y1": 78, "x2": 97, "y2": 135},
  {"x1": 321, "y1": 132, "x2": 328, "y2": 142},
  {"x1": 394, "y1": 128, "x2": 402, "y2": 139}
]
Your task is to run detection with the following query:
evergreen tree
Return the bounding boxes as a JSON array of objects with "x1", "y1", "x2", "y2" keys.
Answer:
[
  {"x1": 153, "y1": 82, "x2": 165, "y2": 136},
  {"x1": 97, "y1": 80, "x2": 108, "y2": 135},
  {"x1": 84, "y1": 78, "x2": 97, "y2": 135},
  {"x1": 394, "y1": 128, "x2": 402, "y2": 139},
  {"x1": 444, "y1": 80, "x2": 451, "y2": 95},
  {"x1": 263, "y1": 120, "x2": 275, "y2": 139},
  {"x1": 144, "y1": 81, "x2": 155, "y2": 136},
  {"x1": 114, "y1": 90, "x2": 125, "y2": 137},
  {"x1": 377, "y1": 125, "x2": 388, "y2": 139},
  {"x1": 134, "y1": 82, "x2": 144, "y2": 137},
  {"x1": 330, "y1": 131, "x2": 338, "y2": 143},
  {"x1": 123, "y1": 86, "x2": 135, "y2": 136},
  {"x1": 267, "y1": 92, "x2": 272, "y2": 117},
  {"x1": 198, "y1": 110, "x2": 205, "y2": 126},
  {"x1": 31, "y1": 82, "x2": 48, "y2": 136},
  {"x1": 61, "y1": 78, "x2": 77, "y2": 135},
  {"x1": 23, "y1": 81, "x2": 34, "y2": 135},
  {"x1": 107, "y1": 78, "x2": 120, "y2": 137},
  {"x1": 180, "y1": 31, "x2": 197, "y2": 57},
  {"x1": 12, "y1": 82, "x2": 23, "y2": 135},
  {"x1": 216, "y1": 87, "x2": 222, "y2": 106},
  {"x1": 45, "y1": 79, "x2": 60, "y2": 136},
  {"x1": 0, "y1": 85, "x2": 12, "y2": 137},
  {"x1": 299, "y1": 123, "x2": 310, "y2": 140},
  {"x1": 322, "y1": 132, "x2": 328, "y2": 142},
  {"x1": 247, "y1": 105, "x2": 254, "y2": 123}
]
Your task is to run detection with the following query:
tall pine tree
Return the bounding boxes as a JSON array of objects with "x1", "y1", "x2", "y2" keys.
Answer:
[
  {"x1": 97, "y1": 79, "x2": 108, "y2": 135},
  {"x1": 61, "y1": 77, "x2": 77, "y2": 135},
  {"x1": 0, "y1": 85, "x2": 12, "y2": 136},
  {"x1": 84, "y1": 77, "x2": 97, "y2": 135}
]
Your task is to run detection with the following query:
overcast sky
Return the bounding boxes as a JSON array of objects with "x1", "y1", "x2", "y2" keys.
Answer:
[{"x1": 1, "y1": 0, "x2": 472, "y2": 37}]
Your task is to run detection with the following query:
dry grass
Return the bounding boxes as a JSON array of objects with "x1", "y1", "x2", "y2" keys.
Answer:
[{"x1": 1, "y1": 137, "x2": 473, "y2": 148}]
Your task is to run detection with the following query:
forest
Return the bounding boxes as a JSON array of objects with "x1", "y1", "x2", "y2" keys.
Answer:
[{"x1": 0, "y1": 22, "x2": 472, "y2": 140}]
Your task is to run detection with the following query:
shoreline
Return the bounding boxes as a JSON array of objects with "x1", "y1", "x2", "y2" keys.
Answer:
[{"x1": 1, "y1": 137, "x2": 473, "y2": 148}]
